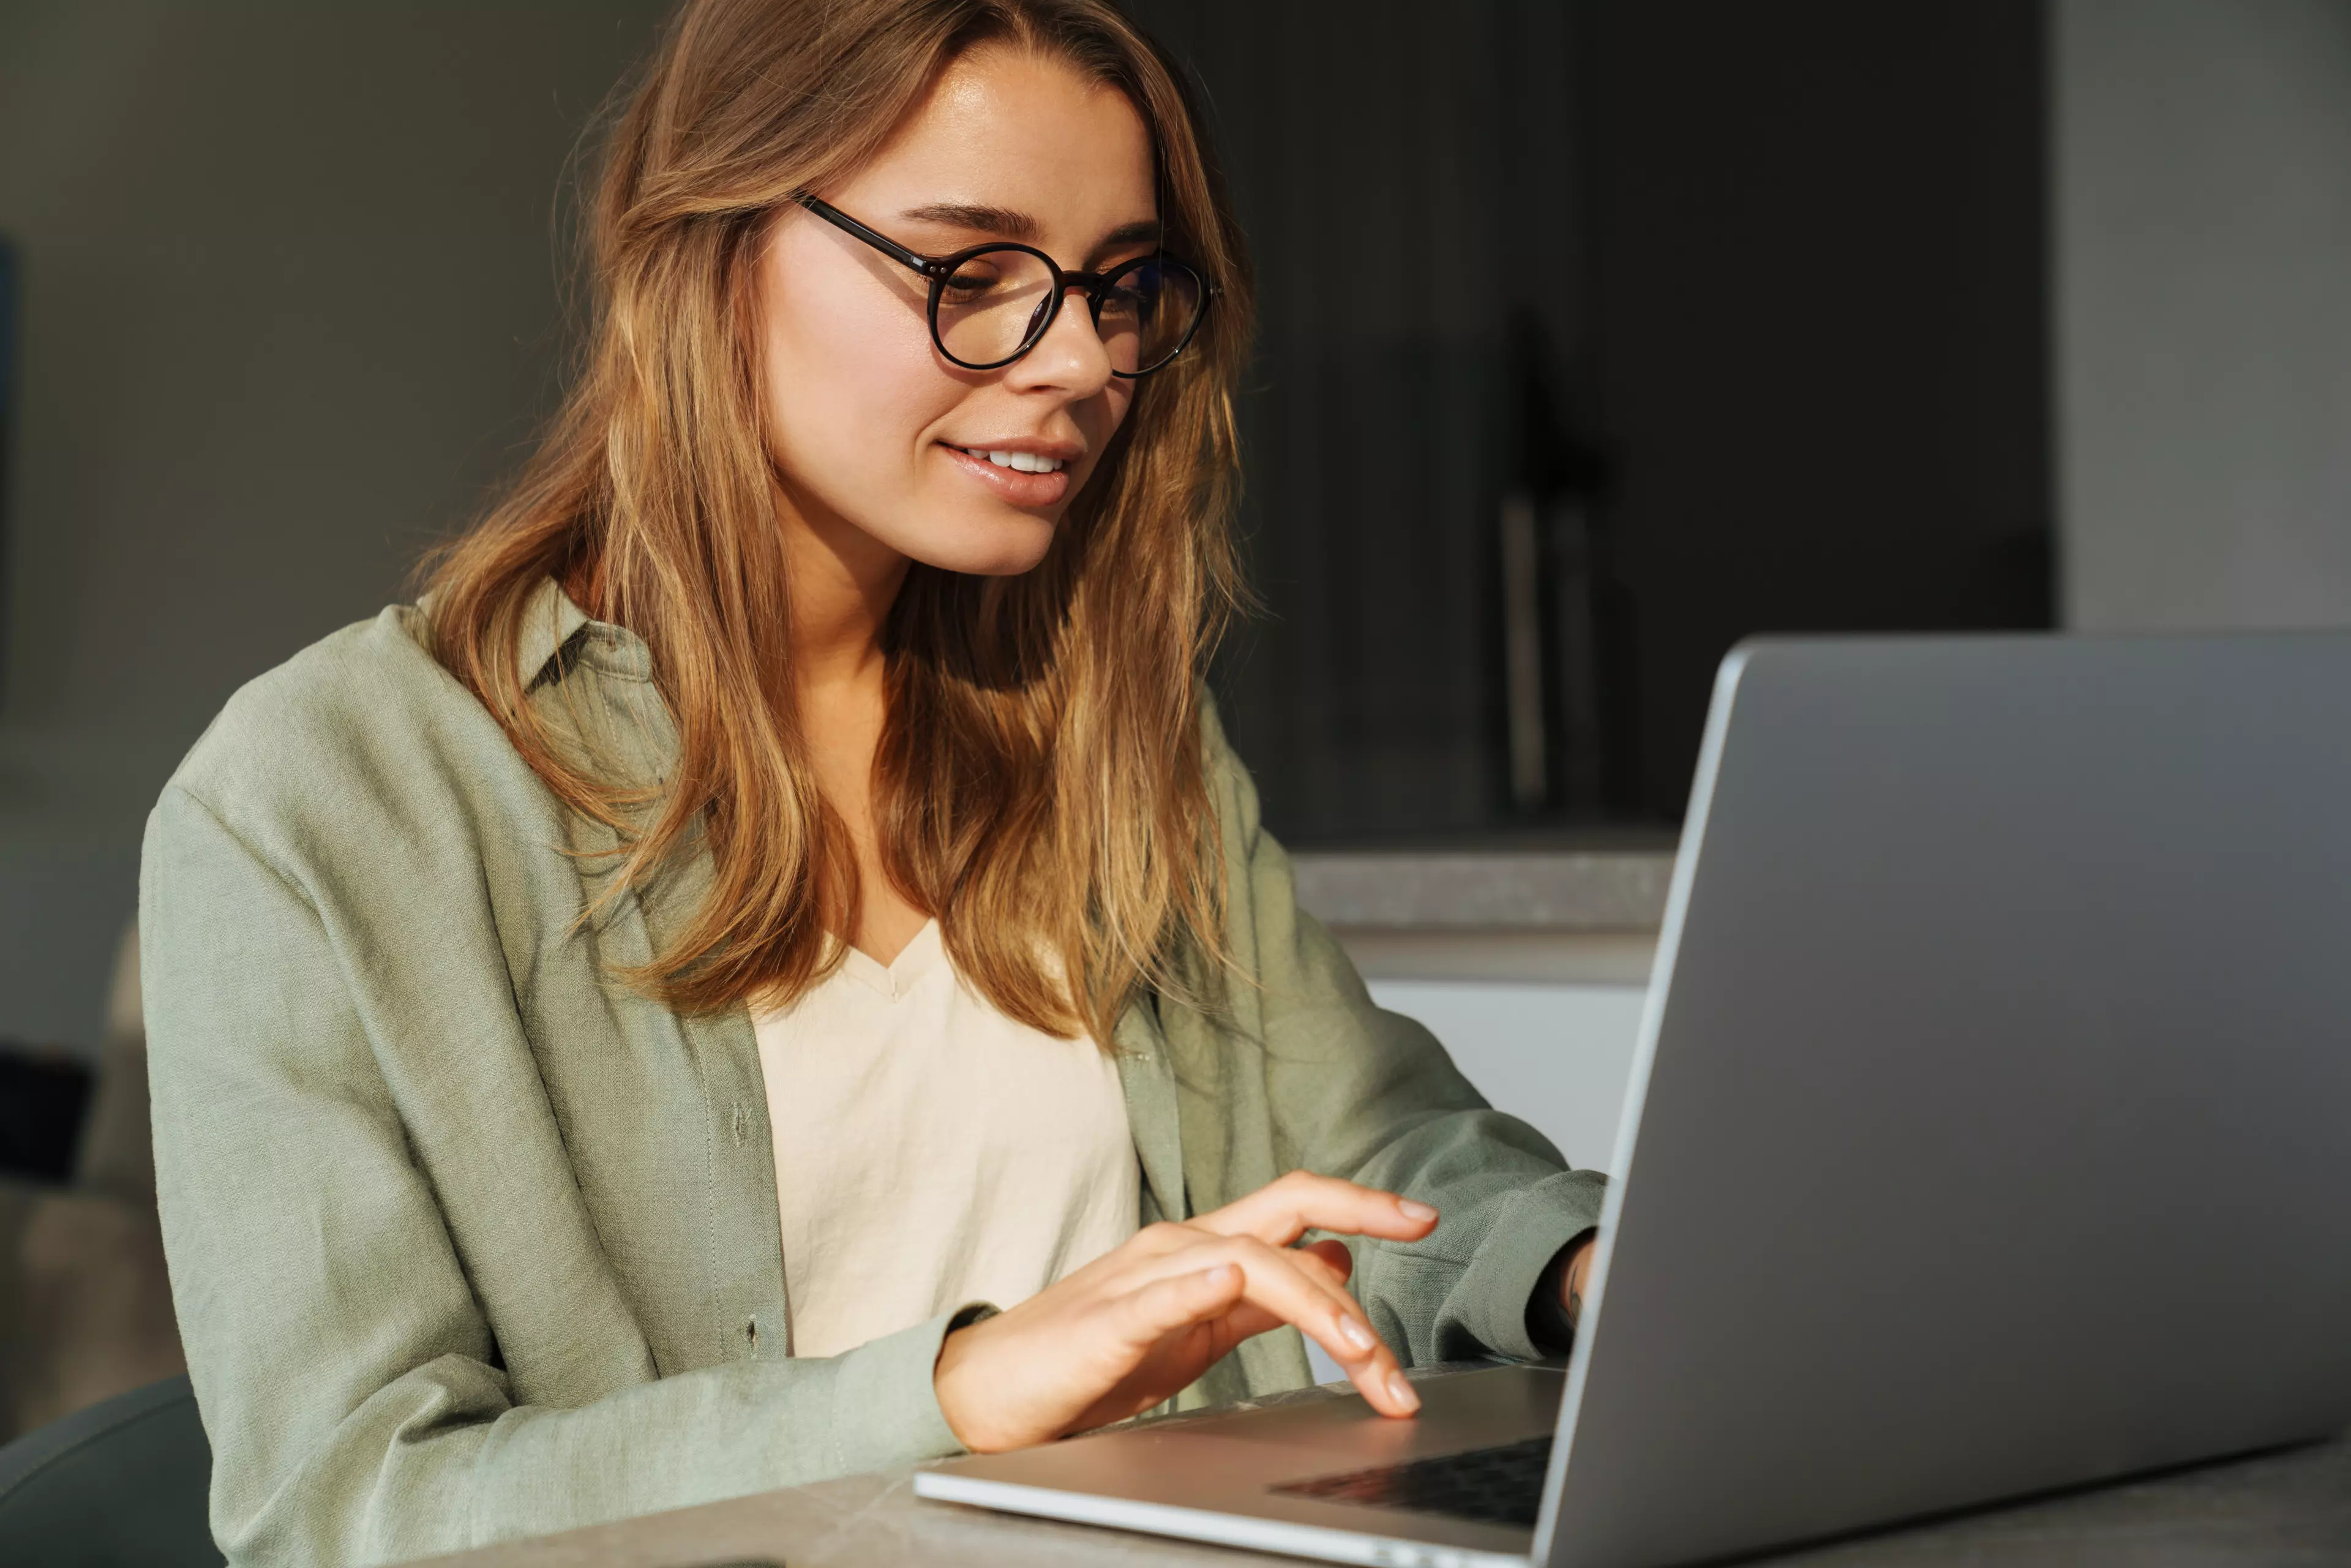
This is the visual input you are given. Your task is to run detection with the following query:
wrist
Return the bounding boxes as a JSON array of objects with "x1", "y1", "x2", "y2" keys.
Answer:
[
  {"x1": 1524, "y1": 1231, "x2": 1594, "y2": 1355},
  {"x1": 1562, "y1": 1236, "x2": 1594, "y2": 1326},
  {"x1": 932, "y1": 1302, "x2": 1005, "y2": 1453}
]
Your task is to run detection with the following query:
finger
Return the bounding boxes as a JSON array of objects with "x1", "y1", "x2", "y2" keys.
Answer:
[
  {"x1": 1287, "y1": 1247, "x2": 1349, "y2": 1299},
  {"x1": 1117, "y1": 1262, "x2": 1248, "y2": 1346},
  {"x1": 1158, "y1": 1236, "x2": 1419, "y2": 1417},
  {"x1": 1296, "y1": 1238, "x2": 1355, "y2": 1287},
  {"x1": 1116, "y1": 1218, "x2": 1231, "y2": 1266},
  {"x1": 1212, "y1": 1299, "x2": 1286, "y2": 1343},
  {"x1": 1194, "y1": 1170, "x2": 1439, "y2": 1249},
  {"x1": 1228, "y1": 1239, "x2": 1418, "y2": 1417},
  {"x1": 1110, "y1": 1222, "x2": 1348, "y2": 1286}
]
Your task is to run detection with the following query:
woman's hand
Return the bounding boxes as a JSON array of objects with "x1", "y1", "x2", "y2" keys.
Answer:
[
  {"x1": 1561, "y1": 1234, "x2": 1596, "y2": 1324},
  {"x1": 932, "y1": 1171, "x2": 1438, "y2": 1453}
]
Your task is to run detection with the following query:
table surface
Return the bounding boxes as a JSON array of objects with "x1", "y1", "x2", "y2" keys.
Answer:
[
  {"x1": 414, "y1": 1373, "x2": 2351, "y2": 1568},
  {"x1": 1289, "y1": 849, "x2": 1675, "y2": 932}
]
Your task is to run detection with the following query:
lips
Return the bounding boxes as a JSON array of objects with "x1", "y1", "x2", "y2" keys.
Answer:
[{"x1": 938, "y1": 441, "x2": 1076, "y2": 506}]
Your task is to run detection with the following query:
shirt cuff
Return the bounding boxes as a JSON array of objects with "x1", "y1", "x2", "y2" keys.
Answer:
[
  {"x1": 1457, "y1": 1169, "x2": 1608, "y2": 1362},
  {"x1": 825, "y1": 1300, "x2": 1000, "y2": 1472}
]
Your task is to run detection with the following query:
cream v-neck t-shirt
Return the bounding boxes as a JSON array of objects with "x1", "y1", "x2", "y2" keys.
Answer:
[{"x1": 751, "y1": 918, "x2": 1141, "y2": 1358}]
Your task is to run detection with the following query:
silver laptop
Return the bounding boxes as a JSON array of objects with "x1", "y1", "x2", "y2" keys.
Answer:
[{"x1": 916, "y1": 633, "x2": 2351, "y2": 1568}]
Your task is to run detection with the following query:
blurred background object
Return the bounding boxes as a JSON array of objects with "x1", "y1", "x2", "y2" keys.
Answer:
[
  {"x1": 0, "y1": 928, "x2": 179, "y2": 1441},
  {"x1": 1131, "y1": 0, "x2": 2058, "y2": 841},
  {"x1": 2, "y1": 0, "x2": 2349, "y2": 1432}
]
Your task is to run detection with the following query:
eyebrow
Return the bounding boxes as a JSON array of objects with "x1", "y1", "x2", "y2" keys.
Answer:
[{"x1": 894, "y1": 202, "x2": 1164, "y2": 255}]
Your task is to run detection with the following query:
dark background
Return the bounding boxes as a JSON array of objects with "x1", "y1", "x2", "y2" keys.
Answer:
[{"x1": 1130, "y1": 0, "x2": 2053, "y2": 842}]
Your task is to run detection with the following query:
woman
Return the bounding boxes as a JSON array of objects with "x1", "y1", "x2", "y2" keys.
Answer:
[{"x1": 140, "y1": 1, "x2": 1605, "y2": 1562}]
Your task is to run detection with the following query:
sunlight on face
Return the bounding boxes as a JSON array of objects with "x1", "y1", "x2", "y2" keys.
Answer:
[{"x1": 755, "y1": 45, "x2": 1156, "y2": 578}]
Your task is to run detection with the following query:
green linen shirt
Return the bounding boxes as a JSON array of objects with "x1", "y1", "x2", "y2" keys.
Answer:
[{"x1": 140, "y1": 580, "x2": 1608, "y2": 1567}]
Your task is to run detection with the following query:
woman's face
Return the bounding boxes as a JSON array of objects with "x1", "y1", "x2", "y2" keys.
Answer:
[{"x1": 756, "y1": 45, "x2": 1157, "y2": 580}]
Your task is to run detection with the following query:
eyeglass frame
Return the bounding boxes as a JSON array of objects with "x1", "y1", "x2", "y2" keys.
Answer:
[{"x1": 792, "y1": 192, "x2": 1215, "y2": 377}]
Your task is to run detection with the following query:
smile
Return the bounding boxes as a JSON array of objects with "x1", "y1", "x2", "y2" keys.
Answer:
[{"x1": 954, "y1": 446, "x2": 1067, "y2": 475}]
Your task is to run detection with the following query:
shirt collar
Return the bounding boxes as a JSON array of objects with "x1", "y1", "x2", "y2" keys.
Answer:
[
  {"x1": 516, "y1": 576, "x2": 653, "y2": 689},
  {"x1": 517, "y1": 577, "x2": 592, "y2": 690}
]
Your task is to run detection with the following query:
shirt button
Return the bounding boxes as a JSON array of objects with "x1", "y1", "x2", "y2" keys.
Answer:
[{"x1": 732, "y1": 1102, "x2": 750, "y2": 1148}]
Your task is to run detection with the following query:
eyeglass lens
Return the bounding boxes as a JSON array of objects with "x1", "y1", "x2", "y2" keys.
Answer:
[{"x1": 935, "y1": 249, "x2": 1205, "y2": 373}]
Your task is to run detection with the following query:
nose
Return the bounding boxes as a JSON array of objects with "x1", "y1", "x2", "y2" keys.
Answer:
[{"x1": 1003, "y1": 283, "x2": 1116, "y2": 396}]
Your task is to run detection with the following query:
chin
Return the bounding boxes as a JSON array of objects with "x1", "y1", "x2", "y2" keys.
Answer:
[{"x1": 909, "y1": 514, "x2": 1059, "y2": 577}]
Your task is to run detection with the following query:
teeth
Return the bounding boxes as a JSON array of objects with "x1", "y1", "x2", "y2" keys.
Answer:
[{"x1": 965, "y1": 447, "x2": 1064, "y2": 474}]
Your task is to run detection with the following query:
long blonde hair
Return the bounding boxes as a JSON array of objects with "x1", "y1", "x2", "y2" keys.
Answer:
[{"x1": 422, "y1": 0, "x2": 1253, "y2": 1043}]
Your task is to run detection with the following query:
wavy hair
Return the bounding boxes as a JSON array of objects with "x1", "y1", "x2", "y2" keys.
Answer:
[{"x1": 422, "y1": 0, "x2": 1253, "y2": 1043}]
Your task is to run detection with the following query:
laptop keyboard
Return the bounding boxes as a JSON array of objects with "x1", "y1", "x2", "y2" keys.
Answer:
[{"x1": 1270, "y1": 1435, "x2": 1553, "y2": 1528}]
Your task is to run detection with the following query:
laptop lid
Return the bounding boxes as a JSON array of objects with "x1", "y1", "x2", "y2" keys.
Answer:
[{"x1": 1543, "y1": 633, "x2": 2351, "y2": 1568}]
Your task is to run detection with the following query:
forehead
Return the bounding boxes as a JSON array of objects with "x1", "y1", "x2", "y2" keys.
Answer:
[{"x1": 841, "y1": 44, "x2": 1157, "y2": 238}]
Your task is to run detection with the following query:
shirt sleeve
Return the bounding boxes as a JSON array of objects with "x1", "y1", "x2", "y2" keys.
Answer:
[
  {"x1": 1196, "y1": 702, "x2": 1610, "y2": 1367},
  {"x1": 141, "y1": 783, "x2": 972, "y2": 1567}
]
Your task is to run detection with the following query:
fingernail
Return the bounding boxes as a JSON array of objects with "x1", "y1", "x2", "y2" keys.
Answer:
[
  {"x1": 1388, "y1": 1371, "x2": 1419, "y2": 1411},
  {"x1": 1340, "y1": 1316, "x2": 1374, "y2": 1353},
  {"x1": 1397, "y1": 1198, "x2": 1437, "y2": 1222}
]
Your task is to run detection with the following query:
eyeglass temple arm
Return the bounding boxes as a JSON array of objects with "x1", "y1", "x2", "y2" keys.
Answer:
[{"x1": 793, "y1": 193, "x2": 947, "y2": 277}]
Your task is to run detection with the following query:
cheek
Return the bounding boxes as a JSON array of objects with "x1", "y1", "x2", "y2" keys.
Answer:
[
  {"x1": 760, "y1": 271, "x2": 950, "y2": 504},
  {"x1": 1081, "y1": 381, "x2": 1139, "y2": 479},
  {"x1": 1101, "y1": 380, "x2": 1138, "y2": 433},
  {"x1": 1070, "y1": 378, "x2": 1136, "y2": 468}
]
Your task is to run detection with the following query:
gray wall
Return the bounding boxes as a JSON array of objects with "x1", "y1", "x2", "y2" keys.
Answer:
[
  {"x1": 0, "y1": 3, "x2": 667, "y2": 1052},
  {"x1": 2057, "y1": 0, "x2": 2351, "y2": 631}
]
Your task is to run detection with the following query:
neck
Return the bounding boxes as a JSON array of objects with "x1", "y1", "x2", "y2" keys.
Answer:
[{"x1": 777, "y1": 481, "x2": 909, "y2": 695}]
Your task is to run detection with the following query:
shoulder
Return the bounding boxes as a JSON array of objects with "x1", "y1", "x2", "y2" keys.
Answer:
[{"x1": 157, "y1": 604, "x2": 538, "y2": 861}]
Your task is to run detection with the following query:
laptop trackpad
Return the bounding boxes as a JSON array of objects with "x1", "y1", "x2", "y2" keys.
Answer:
[{"x1": 1165, "y1": 1364, "x2": 1564, "y2": 1463}]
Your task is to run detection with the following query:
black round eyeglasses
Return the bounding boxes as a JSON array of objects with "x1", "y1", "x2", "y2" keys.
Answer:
[{"x1": 795, "y1": 193, "x2": 1215, "y2": 378}]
